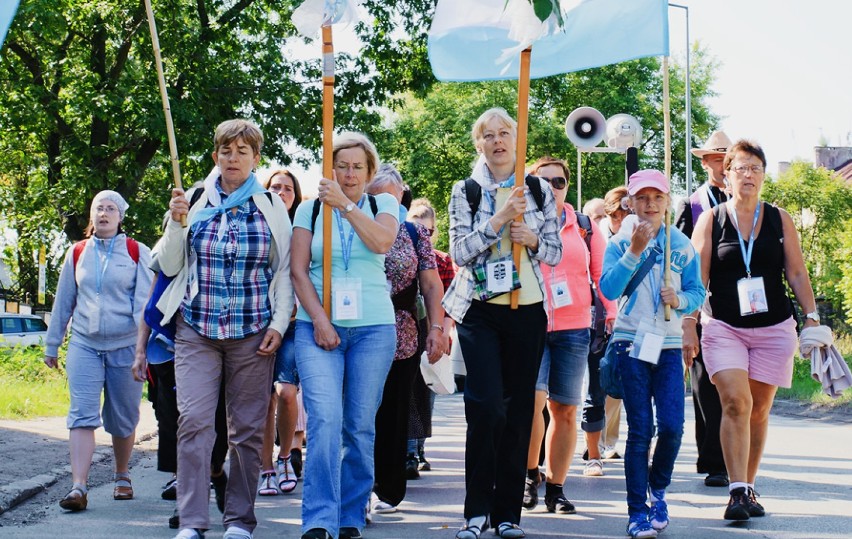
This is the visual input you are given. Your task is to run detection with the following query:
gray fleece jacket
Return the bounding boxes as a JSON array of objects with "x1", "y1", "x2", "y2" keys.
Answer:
[{"x1": 46, "y1": 234, "x2": 153, "y2": 357}]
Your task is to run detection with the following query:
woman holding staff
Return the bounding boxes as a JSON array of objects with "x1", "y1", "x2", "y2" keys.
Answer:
[{"x1": 444, "y1": 107, "x2": 561, "y2": 539}]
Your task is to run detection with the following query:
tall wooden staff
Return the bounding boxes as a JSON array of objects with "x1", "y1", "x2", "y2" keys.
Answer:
[
  {"x1": 510, "y1": 47, "x2": 532, "y2": 309},
  {"x1": 662, "y1": 55, "x2": 672, "y2": 321},
  {"x1": 321, "y1": 25, "x2": 334, "y2": 317},
  {"x1": 143, "y1": 0, "x2": 186, "y2": 227}
]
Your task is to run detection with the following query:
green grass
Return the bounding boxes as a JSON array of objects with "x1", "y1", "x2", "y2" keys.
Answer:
[{"x1": 0, "y1": 344, "x2": 71, "y2": 419}]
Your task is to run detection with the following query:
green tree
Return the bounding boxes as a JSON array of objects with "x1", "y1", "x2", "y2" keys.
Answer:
[
  {"x1": 0, "y1": 0, "x2": 439, "y2": 302},
  {"x1": 761, "y1": 162, "x2": 852, "y2": 323},
  {"x1": 377, "y1": 46, "x2": 721, "y2": 249}
]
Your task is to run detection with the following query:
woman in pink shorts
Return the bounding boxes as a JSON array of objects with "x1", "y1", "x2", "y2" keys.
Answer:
[{"x1": 689, "y1": 140, "x2": 819, "y2": 522}]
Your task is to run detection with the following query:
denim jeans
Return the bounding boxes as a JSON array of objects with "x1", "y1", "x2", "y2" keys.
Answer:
[
  {"x1": 615, "y1": 341, "x2": 685, "y2": 518},
  {"x1": 295, "y1": 321, "x2": 396, "y2": 536},
  {"x1": 536, "y1": 328, "x2": 591, "y2": 405}
]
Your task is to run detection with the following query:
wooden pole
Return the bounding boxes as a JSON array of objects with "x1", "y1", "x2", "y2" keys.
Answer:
[
  {"x1": 662, "y1": 56, "x2": 672, "y2": 321},
  {"x1": 143, "y1": 0, "x2": 186, "y2": 227},
  {"x1": 510, "y1": 47, "x2": 532, "y2": 310},
  {"x1": 321, "y1": 24, "x2": 334, "y2": 317}
]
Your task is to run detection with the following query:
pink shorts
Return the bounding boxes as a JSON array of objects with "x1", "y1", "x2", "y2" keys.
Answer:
[{"x1": 701, "y1": 315, "x2": 798, "y2": 388}]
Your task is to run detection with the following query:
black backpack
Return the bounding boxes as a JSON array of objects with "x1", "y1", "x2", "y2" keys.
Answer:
[{"x1": 310, "y1": 195, "x2": 379, "y2": 232}]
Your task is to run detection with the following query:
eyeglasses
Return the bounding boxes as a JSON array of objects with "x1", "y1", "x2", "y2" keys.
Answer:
[
  {"x1": 96, "y1": 206, "x2": 119, "y2": 214},
  {"x1": 335, "y1": 162, "x2": 366, "y2": 172},
  {"x1": 730, "y1": 165, "x2": 764, "y2": 175},
  {"x1": 540, "y1": 176, "x2": 567, "y2": 189}
]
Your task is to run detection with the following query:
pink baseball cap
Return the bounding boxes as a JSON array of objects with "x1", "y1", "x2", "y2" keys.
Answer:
[{"x1": 628, "y1": 169, "x2": 669, "y2": 195}]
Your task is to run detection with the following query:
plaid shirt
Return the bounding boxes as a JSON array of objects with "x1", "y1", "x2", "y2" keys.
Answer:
[
  {"x1": 181, "y1": 189, "x2": 272, "y2": 340},
  {"x1": 441, "y1": 174, "x2": 562, "y2": 322},
  {"x1": 434, "y1": 249, "x2": 456, "y2": 292}
]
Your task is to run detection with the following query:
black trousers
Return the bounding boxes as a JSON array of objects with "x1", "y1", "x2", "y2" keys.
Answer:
[
  {"x1": 457, "y1": 301, "x2": 546, "y2": 525},
  {"x1": 150, "y1": 361, "x2": 229, "y2": 474},
  {"x1": 374, "y1": 353, "x2": 421, "y2": 506},
  {"x1": 690, "y1": 323, "x2": 727, "y2": 475}
]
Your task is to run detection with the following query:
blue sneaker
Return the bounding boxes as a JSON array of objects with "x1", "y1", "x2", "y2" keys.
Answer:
[
  {"x1": 649, "y1": 500, "x2": 668, "y2": 531},
  {"x1": 627, "y1": 516, "x2": 657, "y2": 538}
]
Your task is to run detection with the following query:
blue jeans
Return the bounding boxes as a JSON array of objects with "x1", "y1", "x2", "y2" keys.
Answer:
[
  {"x1": 535, "y1": 328, "x2": 591, "y2": 405},
  {"x1": 295, "y1": 321, "x2": 396, "y2": 536},
  {"x1": 615, "y1": 341, "x2": 685, "y2": 518},
  {"x1": 273, "y1": 323, "x2": 298, "y2": 386}
]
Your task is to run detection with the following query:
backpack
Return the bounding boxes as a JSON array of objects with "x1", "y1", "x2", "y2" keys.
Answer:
[
  {"x1": 310, "y1": 194, "x2": 379, "y2": 232},
  {"x1": 72, "y1": 237, "x2": 139, "y2": 276},
  {"x1": 463, "y1": 175, "x2": 545, "y2": 217}
]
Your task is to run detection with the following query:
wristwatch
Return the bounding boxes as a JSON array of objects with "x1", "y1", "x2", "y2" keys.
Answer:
[
  {"x1": 342, "y1": 202, "x2": 355, "y2": 215},
  {"x1": 805, "y1": 311, "x2": 820, "y2": 323}
]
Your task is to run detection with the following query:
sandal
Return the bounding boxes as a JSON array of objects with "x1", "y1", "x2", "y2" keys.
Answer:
[
  {"x1": 113, "y1": 473, "x2": 133, "y2": 500},
  {"x1": 258, "y1": 471, "x2": 279, "y2": 496},
  {"x1": 496, "y1": 522, "x2": 526, "y2": 539},
  {"x1": 456, "y1": 516, "x2": 488, "y2": 539},
  {"x1": 59, "y1": 485, "x2": 88, "y2": 511},
  {"x1": 276, "y1": 456, "x2": 297, "y2": 493}
]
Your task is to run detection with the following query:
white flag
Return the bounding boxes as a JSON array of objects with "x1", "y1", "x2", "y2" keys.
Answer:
[{"x1": 292, "y1": 0, "x2": 358, "y2": 37}]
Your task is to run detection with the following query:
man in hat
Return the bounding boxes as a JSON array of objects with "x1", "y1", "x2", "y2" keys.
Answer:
[{"x1": 674, "y1": 130, "x2": 732, "y2": 488}]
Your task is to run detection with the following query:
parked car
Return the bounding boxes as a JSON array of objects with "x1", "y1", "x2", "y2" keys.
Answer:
[{"x1": 0, "y1": 314, "x2": 48, "y2": 348}]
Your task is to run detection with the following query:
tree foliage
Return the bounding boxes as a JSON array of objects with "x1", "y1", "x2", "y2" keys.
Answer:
[
  {"x1": 376, "y1": 45, "x2": 721, "y2": 249},
  {"x1": 761, "y1": 162, "x2": 852, "y2": 322},
  {"x1": 0, "y1": 0, "x2": 439, "y2": 302}
]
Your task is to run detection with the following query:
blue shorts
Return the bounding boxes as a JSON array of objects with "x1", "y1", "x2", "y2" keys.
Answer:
[
  {"x1": 535, "y1": 328, "x2": 591, "y2": 406},
  {"x1": 65, "y1": 341, "x2": 143, "y2": 437},
  {"x1": 273, "y1": 324, "x2": 299, "y2": 386}
]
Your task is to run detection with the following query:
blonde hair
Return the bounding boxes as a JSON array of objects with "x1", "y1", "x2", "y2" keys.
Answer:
[
  {"x1": 333, "y1": 131, "x2": 380, "y2": 181},
  {"x1": 213, "y1": 119, "x2": 263, "y2": 155},
  {"x1": 408, "y1": 198, "x2": 436, "y2": 221},
  {"x1": 604, "y1": 186, "x2": 629, "y2": 217},
  {"x1": 471, "y1": 107, "x2": 517, "y2": 146}
]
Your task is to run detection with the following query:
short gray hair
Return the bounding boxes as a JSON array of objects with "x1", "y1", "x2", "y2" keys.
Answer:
[{"x1": 367, "y1": 163, "x2": 404, "y2": 194}]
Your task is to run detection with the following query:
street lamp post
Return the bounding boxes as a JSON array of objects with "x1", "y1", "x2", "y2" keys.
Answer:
[{"x1": 669, "y1": 3, "x2": 692, "y2": 195}]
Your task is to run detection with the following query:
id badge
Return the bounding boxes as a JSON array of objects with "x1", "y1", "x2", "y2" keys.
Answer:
[
  {"x1": 737, "y1": 276, "x2": 768, "y2": 316},
  {"x1": 187, "y1": 249, "x2": 199, "y2": 301},
  {"x1": 550, "y1": 274, "x2": 573, "y2": 308},
  {"x1": 333, "y1": 277, "x2": 362, "y2": 321},
  {"x1": 633, "y1": 318, "x2": 665, "y2": 365},
  {"x1": 486, "y1": 259, "x2": 514, "y2": 294},
  {"x1": 87, "y1": 295, "x2": 101, "y2": 333}
]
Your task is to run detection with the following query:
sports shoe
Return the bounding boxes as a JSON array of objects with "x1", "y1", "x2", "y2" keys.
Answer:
[
  {"x1": 724, "y1": 487, "x2": 750, "y2": 521},
  {"x1": 223, "y1": 525, "x2": 253, "y2": 539},
  {"x1": 372, "y1": 495, "x2": 398, "y2": 514},
  {"x1": 522, "y1": 476, "x2": 539, "y2": 510},
  {"x1": 276, "y1": 457, "x2": 298, "y2": 493},
  {"x1": 339, "y1": 527, "x2": 363, "y2": 539},
  {"x1": 704, "y1": 473, "x2": 729, "y2": 487},
  {"x1": 418, "y1": 449, "x2": 431, "y2": 471},
  {"x1": 301, "y1": 529, "x2": 333, "y2": 539},
  {"x1": 173, "y1": 529, "x2": 205, "y2": 539},
  {"x1": 649, "y1": 499, "x2": 668, "y2": 531},
  {"x1": 746, "y1": 487, "x2": 765, "y2": 517},
  {"x1": 603, "y1": 445, "x2": 622, "y2": 459},
  {"x1": 584, "y1": 459, "x2": 604, "y2": 477},
  {"x1": 162, "y1": 477, "x2": 177, "y2": 500},
  {"x1": 626, "y1": 517, "x2": 657, "y2": 538},
  {"x1": 544, "y1": 492, "x2": 576, "y2": 514},
  {"x1": 169, "y1": 507, "x2": 180, "y2": 529},
  {"x1": 405, "y1": 453, "x2": 420, "y2": 480}
]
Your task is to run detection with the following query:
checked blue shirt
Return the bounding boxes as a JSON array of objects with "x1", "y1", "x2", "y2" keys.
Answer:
[{"x1": 181, "y1": 185, "x2": 273, "y2": 340}]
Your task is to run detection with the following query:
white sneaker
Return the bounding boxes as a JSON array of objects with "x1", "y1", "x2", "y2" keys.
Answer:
[
  {"x1": 223, "y1": 525, "x2": 253, "y2": 539},
  {"x1": 173, "y1": 529, "x2": 203, "y2": 539},
  {"x1": 371, "y1": 492, "x2": 398, "y2": 514},
  {"x1": 602, "y1": 445, "x2": 621, "y2": 459},
  {"x1": 584, "y1": 459, "x2": 604, "y2": 477}
]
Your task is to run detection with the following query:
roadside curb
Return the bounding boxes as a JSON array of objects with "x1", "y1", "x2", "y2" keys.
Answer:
[{"x1": 0, "y1": 427, "x2": 158, "y2": 515}]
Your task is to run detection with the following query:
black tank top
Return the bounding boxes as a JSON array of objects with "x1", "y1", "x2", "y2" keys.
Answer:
[{"x1": 708, "y1": 203, "x2": 793, "y2": 328}]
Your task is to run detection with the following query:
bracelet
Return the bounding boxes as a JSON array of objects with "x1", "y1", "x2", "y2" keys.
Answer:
[
  {"x1": 430, "y1": 324, "x2": 445, "y2": 333},
  {"x1": 682, "y1": 315, "x2": 698, "y2": 323}
]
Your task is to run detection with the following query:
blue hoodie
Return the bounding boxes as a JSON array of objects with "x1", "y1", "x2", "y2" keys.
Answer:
[{"x1": 599, "y1": 224, "x2": 705, "y2": 349}]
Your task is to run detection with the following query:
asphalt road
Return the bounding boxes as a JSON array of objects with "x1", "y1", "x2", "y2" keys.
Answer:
[{"x1": 1, "y1": 394, "x2": 851, "y2": 538}]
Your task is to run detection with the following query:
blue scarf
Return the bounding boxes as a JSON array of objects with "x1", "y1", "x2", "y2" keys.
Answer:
[{"x1": 190, "y1": 172, "x2": 265, "y2": 227}]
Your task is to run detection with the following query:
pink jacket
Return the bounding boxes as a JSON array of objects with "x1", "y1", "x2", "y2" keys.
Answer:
[{"x1": 543, "y1": 205, "x2": 617, "y2": 332}]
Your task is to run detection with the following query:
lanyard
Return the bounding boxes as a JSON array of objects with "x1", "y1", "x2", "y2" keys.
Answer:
[
  {"x1": 94, "y1": 236, "x2": 117, "y2": 295},
  {"x1": 334, "y1": 195, "x2": 365, "y2": 272},
  {"x1": 647, "y1": 245, "x2": 662, "y2": 318},
  {"x1": 729, "y1": 203, "x2": 761, "y2": 278}
]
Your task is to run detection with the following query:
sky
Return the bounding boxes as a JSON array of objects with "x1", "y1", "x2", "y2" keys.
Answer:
[{"x1": 278, "y1": 0, "x2": 852, "y2": 195}]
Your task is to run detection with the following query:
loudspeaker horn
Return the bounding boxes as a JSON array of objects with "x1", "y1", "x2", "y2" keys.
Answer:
[
  {"x1": 606, "y1": 113, "x2": 643, "y2": 149},
  {"x1": 565, "y1": 107, "x2": 606, "y2": 148}
]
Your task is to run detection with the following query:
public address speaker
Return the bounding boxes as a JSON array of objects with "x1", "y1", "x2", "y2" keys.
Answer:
[{"x1": 565, "y1": 107, "x2": 606, "y2": 148}]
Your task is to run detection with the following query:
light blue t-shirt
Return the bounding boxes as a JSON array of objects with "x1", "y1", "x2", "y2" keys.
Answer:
[{"x1": 293, "y1": 192, "x2": 398, "y2": 327}]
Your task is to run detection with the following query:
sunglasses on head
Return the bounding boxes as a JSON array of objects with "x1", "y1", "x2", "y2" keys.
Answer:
[{"x1": 540, "y1": 176, "x2": 567, "y2": 189}]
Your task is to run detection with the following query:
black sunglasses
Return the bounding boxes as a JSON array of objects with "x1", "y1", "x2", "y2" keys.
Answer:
[{"x1": 540, "y1": 176, "x2": 567, "y2": 189}]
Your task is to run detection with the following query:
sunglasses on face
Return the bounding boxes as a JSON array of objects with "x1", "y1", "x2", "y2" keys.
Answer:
[{"x1": 540, "y1": 176, "x2": 567, "y2": 189}]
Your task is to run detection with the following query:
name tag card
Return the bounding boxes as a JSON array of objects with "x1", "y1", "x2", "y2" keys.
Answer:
[
  {"x1": 737, "y1": 276, "x2": 768, "y2": 316},
  {"x1": 333, "y1": 277, "x2": 362, "y2": 321}
]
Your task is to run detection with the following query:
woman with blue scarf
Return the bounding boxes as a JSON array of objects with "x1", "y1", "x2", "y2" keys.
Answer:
[{"x1": 153, "y1": 119, "x2": 294, "y2": 539}]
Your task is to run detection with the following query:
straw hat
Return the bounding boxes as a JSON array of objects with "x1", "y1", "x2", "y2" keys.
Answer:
[{"x1": 691, "y1": 131, "x2": 733, "y2": 157}]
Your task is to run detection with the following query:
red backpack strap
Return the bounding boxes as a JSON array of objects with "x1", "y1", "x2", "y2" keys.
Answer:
[
  {"x1": 125, "y1": 237, "x2": 140, "y2": 263},
  {"x1": 72, "y1": 240, "x2": 87, "y2": 274}
]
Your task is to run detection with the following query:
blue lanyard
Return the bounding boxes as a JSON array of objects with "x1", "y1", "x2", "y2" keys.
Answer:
[
  {"x1": 729, "y1": 203, "x2": 760, "y2": 278},
  {"x1": 647, "y1": 243, "x2": 662, "y2": 317},
  {"x1": 94, "y1": 236, "x2": 117, "y2": 294},
  {"x1": 334, "y1": 195, "x2": 365, "y2": 272},
  {"x1": 707, "y1": 186, "x2": 720, "y2": 207}
]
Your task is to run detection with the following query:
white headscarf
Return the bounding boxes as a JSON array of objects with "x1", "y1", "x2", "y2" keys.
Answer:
[{"x1": 90, "y1": 190, "x2": 129, "y2": 222}]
